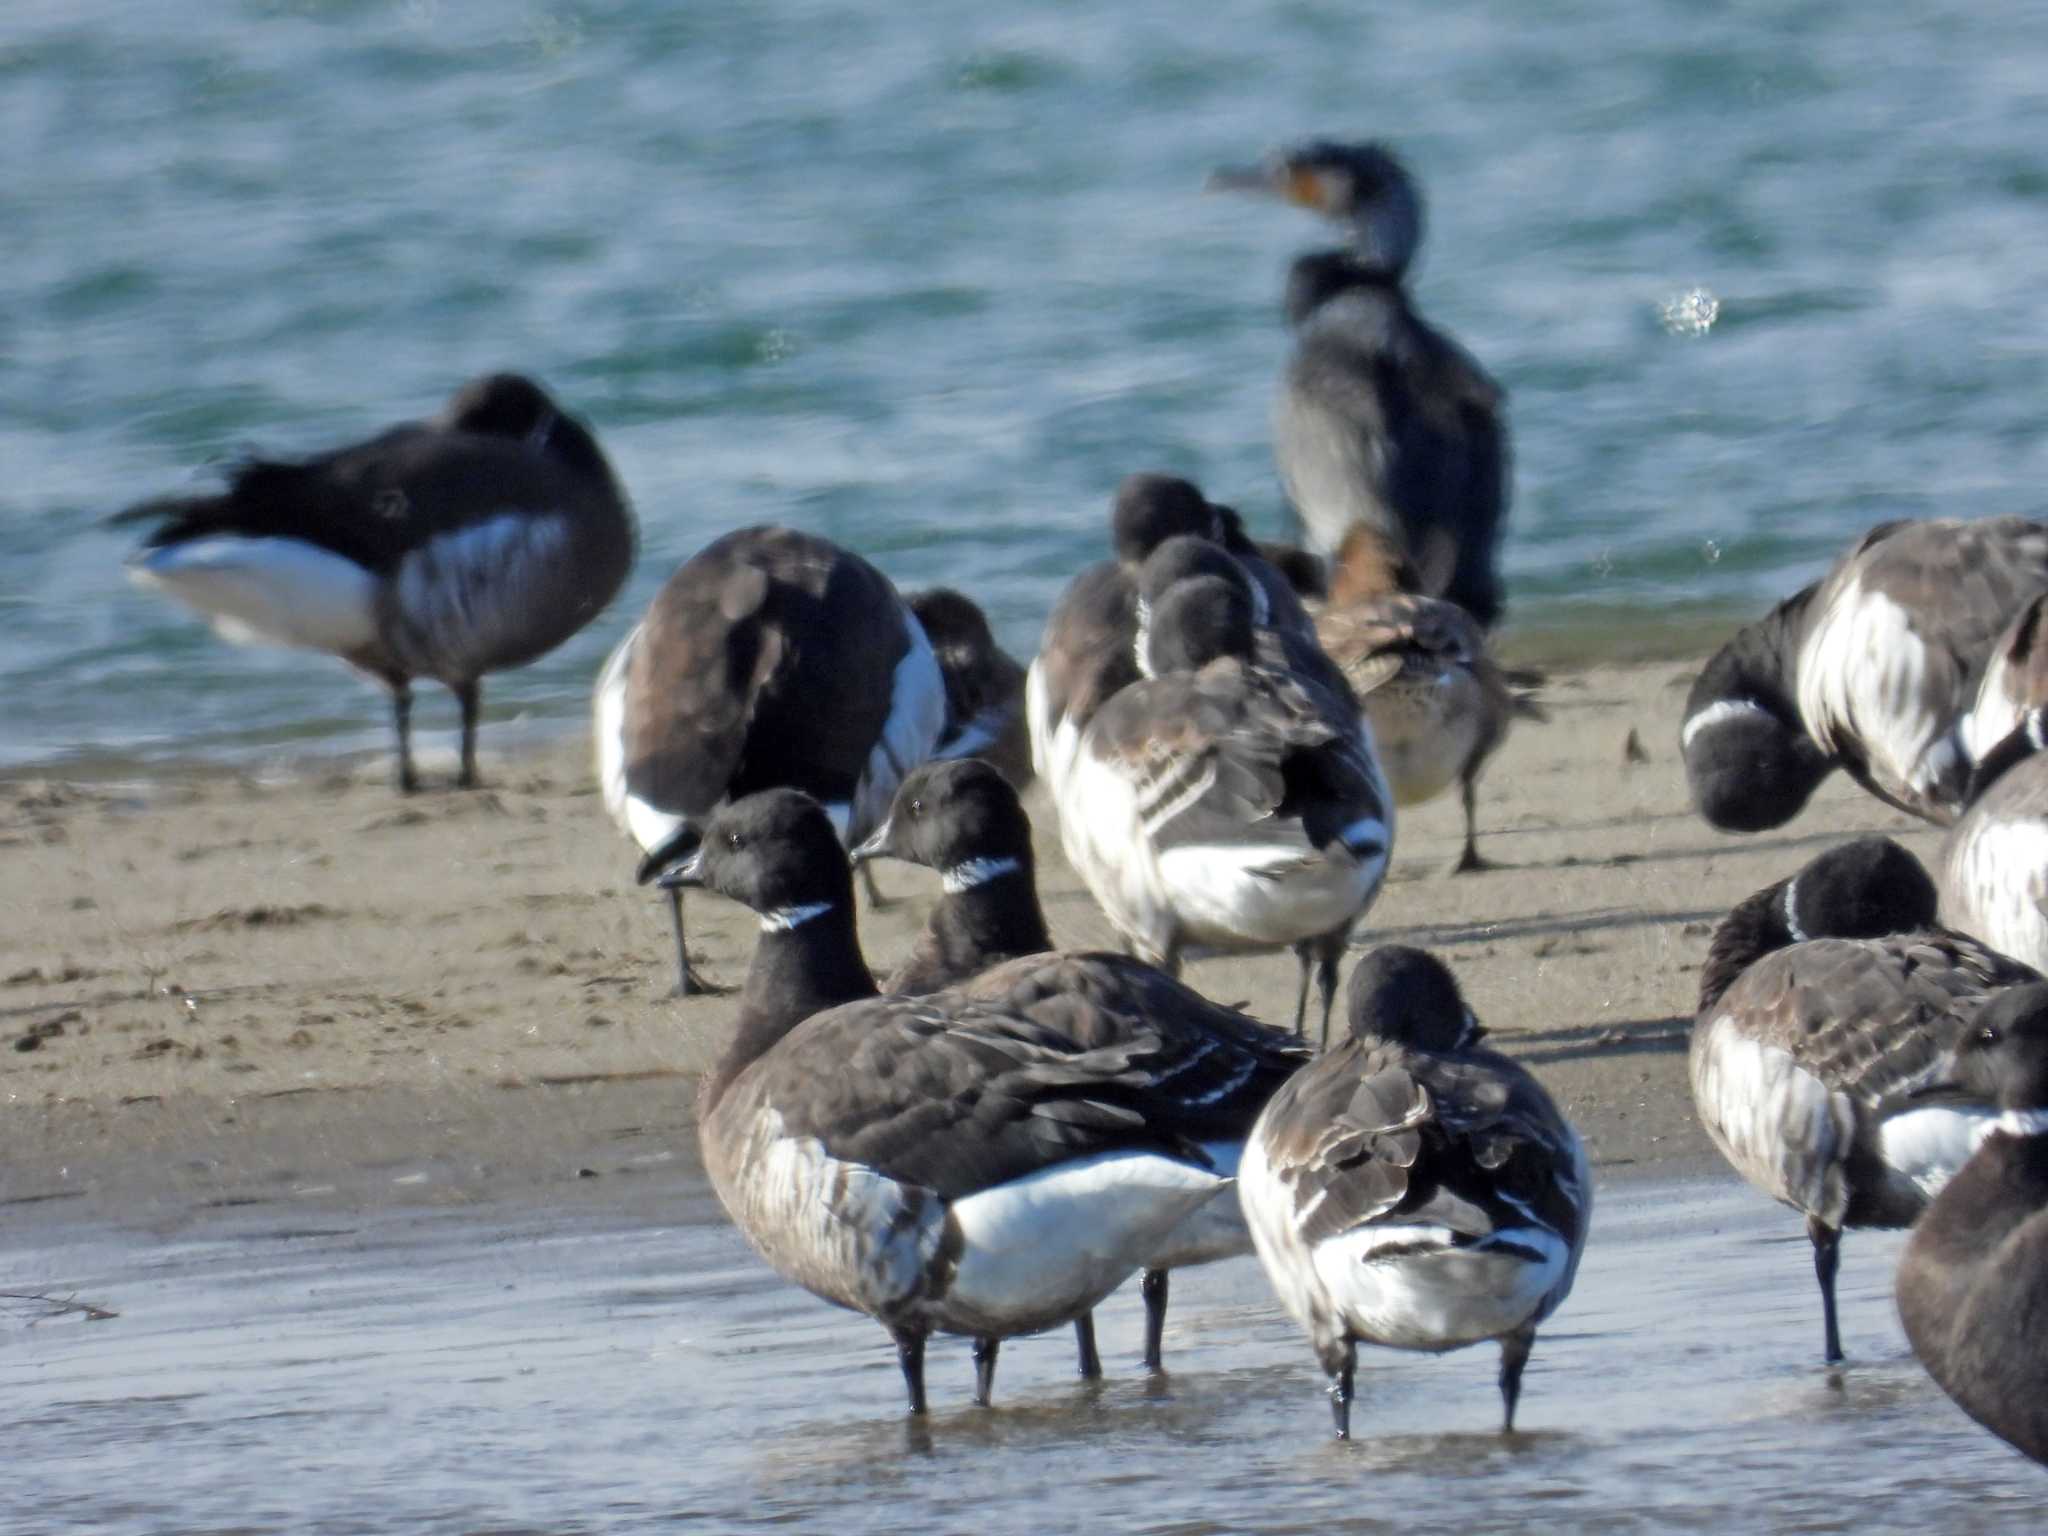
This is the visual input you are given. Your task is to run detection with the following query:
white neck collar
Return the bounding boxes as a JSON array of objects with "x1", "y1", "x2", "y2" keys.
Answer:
[
  {"x1": 760, "y1": 901, "x2": 834, "y2": 933},
  {"x1": 1682, "y1": 696, "x2": 1772, "y2": 752},
  {"x1": 1781, "y1": 876, "x2": 1809, "y2": 945},
  {"x1": 943, "y1": 856, "x2": 1021, "y2": 894},
  {"x1": 1995, "y1": 1107, "x2": 2048, "y2": 1138},
  {"x1": 1133, "y1": 598, "x2": 1156, "y2": 680}
]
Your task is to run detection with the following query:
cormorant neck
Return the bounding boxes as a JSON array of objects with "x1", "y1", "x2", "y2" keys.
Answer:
[
  {"x1": 707, "y1": 900, "x2": 878, "y2": 1102},
  {"x1": 1285, "y1": 248, "x2": 1405, "y2": 328}
]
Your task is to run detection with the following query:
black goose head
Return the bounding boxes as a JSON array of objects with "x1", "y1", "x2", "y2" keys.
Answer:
[
  {"x1": 1784, "y1": 835, "x2": 1937, "y2": 941},
  {"x1": 905, "y1": 586, "x2": 997, "y2": 658},
  {"x1": 1209, "y1": 139, "x2": 1424, "y2": 280},
  {"x1": 1939, "y1": 984, "x2": 2048, "y2": 1113},
  {"x1": 439, "y1": 371, "x2": 609, "y2": 478},
  {"x1": 1345, "y1": 944, "x2": 1483, "y2": 1052},
  {"x1": 1110, "y1": 473, "x2": 1225, "y2": 565},
  {"x1": 653, "y1": 788, "x2": 853, "y2": 918},
  {"x1": 1681, "y1": 597, "x2": 1834, "y2": 832},
  {"x1": 852, "y1": 758, "x2": 1032, "y2": 875},
  {"x1": 1144, "y1": 573, "x2": 1257, "y2": 675}
]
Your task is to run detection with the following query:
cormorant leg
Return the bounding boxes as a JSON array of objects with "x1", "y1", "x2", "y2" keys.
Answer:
[
  {"x1": 1142, "y1": 1269, "x2": 1169, "y2": 1373},
  {"x1": 1073, "y1": 1312, "x2": 1103, "y2": 1380},
  {"x1": 1292, "y1": 942, "x2": 1313, "y2": 1038},
  {"x1": 390, "y1": 682, "x2": 418, "y2": 794},
  {"x1": 972, "y1": 1336, "x2": 1001, "y2": 1408},
  {"x1": 1809, "y1": 1214, "x2": 1845, "y2": 1365},
  {"x1": 1449, "y1": 771, "x2": 1491, "y2": 875},
  {"x1": 892, "y1": 1326, "x2": 929, "y2": 1416},
  {"x1": 1499, "y1": 1325, "x2": 1535, "y2": 1432},
  {"x1": 1329, "y1": 1339, "x2": 1357, "y2": 1441},
  {"x1": 455, "y1": 678, "x2": 482, "y2": 789}
]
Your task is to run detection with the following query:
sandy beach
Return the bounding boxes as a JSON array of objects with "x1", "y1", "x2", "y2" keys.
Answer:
[{"x1": 0, "y1": 657, "x2": 1942, "y2": 1226}]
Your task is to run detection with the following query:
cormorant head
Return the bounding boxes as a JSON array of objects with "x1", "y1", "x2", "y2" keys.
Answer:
[{"x1": 1208, "y1": 139, "x2": 1425, "y2": 279}]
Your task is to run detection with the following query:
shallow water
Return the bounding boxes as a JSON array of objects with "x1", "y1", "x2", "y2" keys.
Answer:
[
  {"x1": 11, "y1": 0, "x2": 2048, "y2": 770},
  {"x1": 6, "y1": 1164, "x2": 2041, "y2": 1534}
]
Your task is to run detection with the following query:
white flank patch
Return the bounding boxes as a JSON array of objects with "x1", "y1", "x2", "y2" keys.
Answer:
[
  {"x1": 1156, "y1": 840, "x2": 1384, "y2": 950},
  {"x1": 1797, "y1": 582, "x2": 1951, "y2": 807},
  {"x1": 1996, "y1": 1108, "x2": 2048, "y2": 1138},
  {"x1": 1680, "y1": 697, "x2": 1772, "y2": 753},
  {"x1": 944, "y1": 1151, "x2": 1228, "y2": 1333},
  {"x1": 1145, "y1": 1141, "x2": 1252, "y2": 1270},
  {"x1": 1310, "y1": 1222, "x2": 1571, "y2": 1351},
  {"x1": 1691, "y1": 1019, "x2": 1850, "y2": 1222},
  {"x1": 132, "y1": 536, "x2": 379, "y2": 656},
  {"x1": 1060, "y1": 737, "x2": 1168, "y2": 958},
  {"x1": 391, "y1": 511, "x2": 573, "y2": 679},
  {"x1": 847, "y1": 611, "x2": 947, "y2": 842},
  {"x1": 1877, "y1": 1104, "x2": 2002, "y2": 1201},
  {"x1": 1942, "y1": 806, "x2": 2048, "y2": 971},
  {"x1": 590, "y1": 624, "x2": 691, "y2": 854},
  {"x1": 941, "y1": 857, "x2": 1021, "y2": 894}
]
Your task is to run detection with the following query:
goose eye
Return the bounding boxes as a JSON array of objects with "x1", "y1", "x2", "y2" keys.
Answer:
[
  {"x1": 1979, "y1": 1025, "x2": 2001, "y2": 1046},
  {"x1": 909, "y1": 798, "x2": 924, "y2": 818},
  {"x1": 727, "y1": 831, "x2": 742, "y2": 850}
]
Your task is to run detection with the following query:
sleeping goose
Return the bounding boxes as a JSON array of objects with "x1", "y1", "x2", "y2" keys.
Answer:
[
  {"x1": 1311, "y1": 525, "x2": 1542, "y2": 873},
  {"x1": 1238, "y1": 944, "x2": 1589, "y2": 1437},
  {"x1": 1208, "y1": 140, "x2": 1509, "y2": 629},
  {"x1": 1682, "y1": 516, "x2": 2048, "y2": 831},
  {"x1": 120, "y1": 372, "x2": 635, "y2": 791},
  {"x1": 904, "y1": 587, "x2": 1033, "y2": 792},
  {"x1": 853, "y1": 756, "x2": 1314, "y2": 1371},
  {"x1": 593, "y1": 526, "x2": 943, "y2": 994},
  {"x1": 1896, "y1": 983, "x2": 2048, "y2": 1467},
  {"x1": 1691, "y1": 835, "x2": 2039, "y2": 1363},
  {"x1": 670, "y1": 788, "x2": 1239, "y2": 1413},
  {"x1": 1065, "y1": 571, "x2": 1392, "y2": 1042}
]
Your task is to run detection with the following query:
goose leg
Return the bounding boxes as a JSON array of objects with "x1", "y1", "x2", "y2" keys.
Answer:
[
  {"x1": 1313, "y1": 936, "x2": 1342, "y2": 1048},
  {"x1": 1073, "y1": 1312, "x2": 1103, "y2": 1380},
  {"x1": 892, "y1": 1325, "x2": 929, "y2": 1416},
  {"x1": 390, "y1": 681, "x2": 418, "y2": 794},
  {"x1": 1328, "y1": 1338, "x2": 1357, "y2": 1440},
  {"x1": 1449, "y1": 771, "x2": 1492, "y2": 875},
  {"x1": 454, "y1": 678, "x2": 482, "y2": 789},
  {"x1": 1809, "y1": 1214, "x2": 1845, "y2": 1364},
  {"x1": 1499, "y1": 1324, "x2": 1535, "y2": 1432},
  {"x1": 1142, "y1": 1269, "x2": 1169, "y2": 1372},
  {"x1": 972, "y1": 1336, "x2": 1001, "y2": 1407},
  {"x1": 1292, "y1": 942, "x2": 1313, "y2": 1037},
  {"x1": 664, "y1": 887, "x2": 728, "y2": 997}
]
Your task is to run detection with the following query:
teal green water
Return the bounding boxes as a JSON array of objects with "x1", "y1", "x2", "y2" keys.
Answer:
[{"x1": 10, "y1": 1, "x2": 2048, "y2": 768}]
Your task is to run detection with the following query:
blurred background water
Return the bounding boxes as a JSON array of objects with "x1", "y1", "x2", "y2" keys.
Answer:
[{"x1": 8, "y1": 0, "x2": 2048, "y2": 771}]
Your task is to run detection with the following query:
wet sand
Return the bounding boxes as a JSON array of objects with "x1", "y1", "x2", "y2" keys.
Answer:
[{"x1": 0, "y1": 658, "x2": 1943, "y2": 1226}]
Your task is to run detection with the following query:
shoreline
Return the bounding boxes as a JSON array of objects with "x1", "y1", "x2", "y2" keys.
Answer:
[{"x1": 0, "y1": 655, "x2": 1945, "y2": 1235}]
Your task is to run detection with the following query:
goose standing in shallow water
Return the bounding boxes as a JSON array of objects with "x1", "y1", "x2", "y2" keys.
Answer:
[
  {"x1": 120, "y1": 372, "x2": 635, "y2": 791},
  {"x1": 1310, "y1": 526, "x2": 1542, "y2": 873},
  {"x1": 1896, "y1": 983, "x2": 2048, "y2": 1468},
  {"x1": 593, "y1": 526, "x2": 943, "y2": 994},
  {"x1": 1691, "y1": 836, "x2": 2039, "y2": 1363},
  {"x1": 1681, "y1": 516, "x2": 2048, "y2": 832},
  {"x1": 1209, "y1": 140, "x2": 1510, "y2": 629},
  {"x1": 1066, "y1": 572, "x2": 1392, "y2": 1043},
  {"x1": 1238, "y1": 945, "x2": 1589, "y2": 1437},
  {"x1": 853, "y1": 756, "x2": 1314, "y2": 1371},
  {"x1": 670, "y1": 788, "x2": 1241, "y2": 1413}
]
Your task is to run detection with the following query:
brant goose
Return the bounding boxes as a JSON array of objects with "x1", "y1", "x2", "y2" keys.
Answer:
[
  {"x1": 1691, "y1": 836, "x2": 2039, "y2": 1362},
  {"x1": 1025, "y1": 472, "x2": 1318, "y2": 799},
  {"x1": 671, "y1": 788, "x2": 1239, "y2": 1413},
  {"x1": 1940, "y1": 725, "x2": 2048, "y2": 975},
  {"x1": 1239, "y1": 945, "x2": 1589, "y2": 1437},
  {"x1": 853, "y1": 756, "x2": 1315, "y2": 1371},
  {"x1": 904, "y1": 587, "x2": 1032, "y2": 792},
  {"x1": 1958, "y1": 589, "x2": 2048, "y2": 773},
  {"x1": 1311, "y1": 525, "x2": 1543, "y2": 873},
  {"x1": 1209, "y1": 140, "x2": 1509, "y2": 629},
  {"x1": 593, "y1": 526, "x2": 943, "y2": 994},
  {"x1": 1066, "y1": 572, "x2": 1392, "y2": 1044},
  {"x1": 120, "y1": 373, "x2": 635, "y2": 792},
  {"x1": 1896, "y1": 983, "x2": 2048, "y2": 1467},
  {"x1": 1682, "y1": 516, "x2": 2048, "y2": 831}
]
